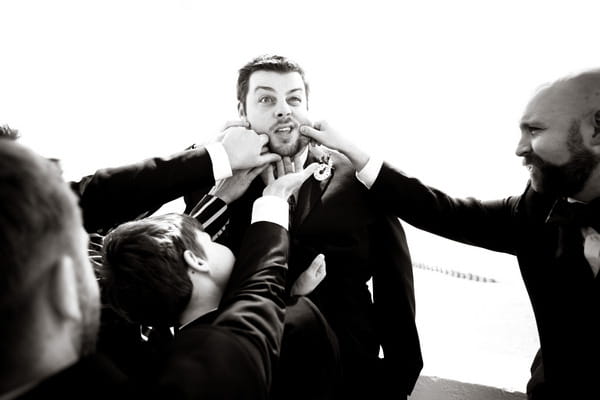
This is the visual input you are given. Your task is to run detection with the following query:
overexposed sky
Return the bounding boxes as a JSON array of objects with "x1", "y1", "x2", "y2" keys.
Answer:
[
  {"x1": 2, "y1": 0, "x2": 598, "y2": 273},
  {"x1": 2, "y1": 0, "x2": 599, "y2": 390},
  {"x1": 2, "y1": 0, "x2": 598, "y2": 194}
]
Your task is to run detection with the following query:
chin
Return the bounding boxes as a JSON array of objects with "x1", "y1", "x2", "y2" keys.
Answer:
[
  {"x1": 273, "y1": 146, "x2": 300, "y2": 157},
  {"x1": 270, "y1": 136, "x2": 310, "y2": 157}
]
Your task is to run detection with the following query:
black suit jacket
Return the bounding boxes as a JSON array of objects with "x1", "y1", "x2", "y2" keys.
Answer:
[
  {"x1": 16, "y1": 222, "x2": 288, "y2": 400},
  {"x1": 14, "y1": 355, "x2": 131, "y2": 400},
  {"x1": 370, "y1": 162, "x2": 600, "y2": 399},
  {"x1": 151, "y1": 221, "x2": 288, "y2": 400},
  {"x1": 72, "y1": 147, "x2": 216, "y2": 234},
  {"x1": 74, "y1": 147, "x2": 220, "y2": 377},
  {"x1": 184, "y1": 148, "x2": 423, "y2": 396}
]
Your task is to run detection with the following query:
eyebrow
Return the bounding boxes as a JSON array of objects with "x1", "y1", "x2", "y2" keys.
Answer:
[
  {"x1": 253, "y1": 86, "x2": 304, "y2": 95},
  {"x1": 519, "y1": 119, "x2": 544, "y2": 130}
]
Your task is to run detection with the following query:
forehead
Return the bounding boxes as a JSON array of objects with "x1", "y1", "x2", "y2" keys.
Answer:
[
  {"x1": 521, "y1": 82, "x2": 582, "y2": 126},
  {"x1": 247, "y1": 71, "x2": 305, "y2": 95}
]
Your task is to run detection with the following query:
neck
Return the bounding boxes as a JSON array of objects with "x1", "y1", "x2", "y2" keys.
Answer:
[
  {"x1": 179, "y1": 289, "x2": 222, "y2": 327},
  {"x1": 291, "y1": 144, "x2": 309, "y2": 165},
  {"x1": 1, "y1": 327, "x2": 79, "y2": 397},
  {"x1": 572, "y1": 167, "x2": 600, "y2": 202}
]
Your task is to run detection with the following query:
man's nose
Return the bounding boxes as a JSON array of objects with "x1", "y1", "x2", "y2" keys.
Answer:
[
  {"x1": 515, "y1": 132, "x2": 531, "y2": 157},
  {"x1": 274, "y1": 102, "x2": 292, "y2": 118}
]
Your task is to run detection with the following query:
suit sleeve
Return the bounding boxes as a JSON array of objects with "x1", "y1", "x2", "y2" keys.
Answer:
[
  {"x1": 213, "y1": 221, "x2": 289, "y2": 390},
  {"x1": 370, "y1": 162, "x2": 522, "y2": 254},
  {"x1": 72, "y1": 148, "x2": 216, "y2": 234},
  {"x1": 155, "y1": 222, "x2": 289, "y2": 399}
]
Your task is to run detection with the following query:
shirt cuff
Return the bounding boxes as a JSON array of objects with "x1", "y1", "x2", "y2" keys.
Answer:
[
  {"x1": 356, "y1": 156, "x2": 383, "y2": 189},
  {"x1": 251, "y1": 196, "x2": 289, "y2": 230},
  {"x1": 205, "y1": 142, "x2": 233, "y2": 181}
]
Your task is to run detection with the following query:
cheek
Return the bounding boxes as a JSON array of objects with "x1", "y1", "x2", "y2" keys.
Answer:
[
  {"x1": 219, "y1": 247, "x2": 236, "y2": 283},
  {"x1": 532, "y1": 139, "x2": 571, "y2": 165},
  {"x1": 292, "y1": 107, "x2": 310, "y2": 122},
  {"x1": 246, "y1": 109, "x2": 270, "y2": 132}
]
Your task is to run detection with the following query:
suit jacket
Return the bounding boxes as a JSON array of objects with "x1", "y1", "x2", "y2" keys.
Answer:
[
  {"x1": 153, "y1": 221, "x2": 288, "y2": 400},
  {"x1": 13, "y1": 354, "x2": 131, "y2": 400},
  {"x1": 15, "y1": 222, "x2": 289, "y2": 400},
  {"x1": 76, "y1": 147, "x2": 220, "y2": 378},
  {"x1": 184, "y1": 148, "x2": 423, "y2": 396},
  {"x1": 71, "y1": 147, "x2": 216, "y2": 234},
  {"x1": 370, "y1": 162, "x2": 600, "y2": 399},
  {"x1": 270, "y1": 295, "x2": 342, "y2": 400}
]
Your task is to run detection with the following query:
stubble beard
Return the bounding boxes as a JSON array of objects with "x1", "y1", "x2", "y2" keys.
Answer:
[{"x1": 269, "y1": 133, "x2": 310, "y2": 157}]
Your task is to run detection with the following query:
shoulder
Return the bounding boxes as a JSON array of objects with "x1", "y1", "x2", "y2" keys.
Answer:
[
  {"x1": 164, "y1": 326, "x2": 267, "y2": 396},
  {"x1": 175, "y1": 324, "x2": 262, "y2": 362}
]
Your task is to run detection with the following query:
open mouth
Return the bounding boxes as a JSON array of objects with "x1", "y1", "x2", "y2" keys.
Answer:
[{"x1": 274, "y1": 125, "x2": 295, "y2": 134}]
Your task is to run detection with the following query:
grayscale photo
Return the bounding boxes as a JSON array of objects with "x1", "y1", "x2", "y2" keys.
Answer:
[{"x1": 1, "y1": 1, "x2": 599, "y2": 399}]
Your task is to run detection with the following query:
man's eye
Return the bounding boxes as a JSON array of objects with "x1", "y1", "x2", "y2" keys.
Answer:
[
  {"x1": 528, "y1": 127, "x2": 543, "y2": 136},
  {"x1": 288, "y1": 97, "x2": 302, "y2": 105},
  {"x1": 258, "y1": 96, "x2": 274, "y2": 104}
]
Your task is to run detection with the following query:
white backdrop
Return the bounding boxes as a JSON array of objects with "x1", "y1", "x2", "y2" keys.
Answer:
[{"x1": 2, "y1": 0, "x2": 598, "y2": 392}]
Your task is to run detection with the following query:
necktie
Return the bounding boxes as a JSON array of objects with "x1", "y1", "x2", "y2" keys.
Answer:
[{"x1": 546, "y1": 198, "x2": 600, "y2": 277}]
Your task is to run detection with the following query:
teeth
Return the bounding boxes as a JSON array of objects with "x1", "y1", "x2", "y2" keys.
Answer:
[{"x1": 276, "y1": 127, "x2": 292, "y2": 133}]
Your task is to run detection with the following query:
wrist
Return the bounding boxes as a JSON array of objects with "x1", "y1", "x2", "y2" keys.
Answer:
[
  {"x1": 209, "y1": 186, "x2": 233, "y2": 205},
  {"x1": 263, "y1": 186, "x2": 288, "y2": 199},
  {"x1": 345, "y1": 143, "x2": 369, "y2": 171}
]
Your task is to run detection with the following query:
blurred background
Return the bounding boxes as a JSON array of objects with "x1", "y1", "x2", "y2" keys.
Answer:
[{"x1": 2, "y1": 0, "x2": 598, "y2": 392}]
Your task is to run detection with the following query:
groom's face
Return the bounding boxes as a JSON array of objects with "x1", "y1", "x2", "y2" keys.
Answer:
[{"x1": 240, "y1": 70, "x2": 310, "y2": 157}]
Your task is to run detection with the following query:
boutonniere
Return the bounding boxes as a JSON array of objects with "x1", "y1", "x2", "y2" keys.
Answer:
[{"x1": 313, "y1": 148, "x2": 334, "y2": 181}]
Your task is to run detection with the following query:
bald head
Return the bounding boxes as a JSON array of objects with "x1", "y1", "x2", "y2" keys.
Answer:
[
  {"x1": 528, "y1": 69, "x2": 600, "y2": 123},
  {"x1": 518, "y1": 68, "x2": 600, "y2": 201}
]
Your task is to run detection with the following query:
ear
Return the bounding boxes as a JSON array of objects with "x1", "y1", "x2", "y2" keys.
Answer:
[
  {"x1": 591, "y1": 110, "x2": 600, "y2": 145},
  {"x1": 237, "y1": 102, "x2": 246, "y2": 118},
  {"x1": 183, "y1": 250, "x2": 209, "y2": 273},
  {"x1": 50, "y1": 255, "x2": 82, "y2": 321}
]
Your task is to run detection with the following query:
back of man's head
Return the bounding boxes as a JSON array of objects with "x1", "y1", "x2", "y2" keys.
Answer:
[
  {"x1": 237, "y1": 54, "x2": 309, "y2": 109},
  {"x1": 0, "y1": 124, "x2": 20, "y2": 141},
  {"x1": 100, "y1": 213, "x2": 204, "y2": 327},
  {"x1": 0, "y1": 140, "x2": 85, "y2": 385}
]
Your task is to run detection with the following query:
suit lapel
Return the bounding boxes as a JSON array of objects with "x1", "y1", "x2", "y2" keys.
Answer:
[{"x1": 293, "y1": 148, "x2": 334, "y2": 228}]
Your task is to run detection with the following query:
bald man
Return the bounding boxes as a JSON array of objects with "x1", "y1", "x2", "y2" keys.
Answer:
[{"x1": 300, "y1": 68, "x2": 600, "y2": 400}]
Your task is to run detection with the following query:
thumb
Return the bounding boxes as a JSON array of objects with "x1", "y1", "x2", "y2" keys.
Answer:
[
  {"x1": 248, "y1": 164, "x2": 270, "y2": 180},
  {"x1": 257, "y1": 152, "x2": 282, "y2": 165},
  {"x1": 315, "y1": 258, "x2": 326, "y2": 278},
  {"x1": 300, "y1": 163, "x2": 319, "y2": 181},
  {"x1": 582, "y1": 226, "x2": 597, "y2": 238},
  {"x1": 300, "y1": 125, "x2": 322, "y2": 141},
  {"x1": 257, "y1": 133, "x2": 269, "y2": 146}
]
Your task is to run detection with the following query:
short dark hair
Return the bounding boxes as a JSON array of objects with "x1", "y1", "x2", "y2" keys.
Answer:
[
  {"x1": 237, "y1": 54, "x2": 309, "y2": 109},
  {"x1": 0, "y1": 125, "x2": 20, "y2": 141},
  {"x1": 100, "y1": 213, "x2": 206, "y2": 326}
]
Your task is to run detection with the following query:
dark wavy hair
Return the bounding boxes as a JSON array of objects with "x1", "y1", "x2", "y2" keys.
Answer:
[
  {"x1": 237, "y1": 54, "x2": 309, "y2": 109},
  {"x1": 100, "y1": 213, "x2": 206, "y2": 327}
]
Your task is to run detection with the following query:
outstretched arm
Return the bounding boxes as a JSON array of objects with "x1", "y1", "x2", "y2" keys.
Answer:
[{"x1": 74, "y1": 125, "x2": 280, "y2": 234}]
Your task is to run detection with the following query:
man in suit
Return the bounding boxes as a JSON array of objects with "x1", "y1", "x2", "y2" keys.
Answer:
[
  {"x1": 0, "y1": 139, "x2": 296, "y2": 399},
  {"x1": 184, "y1": 55, "x2": 423, "y2": 399},
  {"x1": 300, "y1": 68, "x2": 600, "y2": 400},
  {"x1": 99, "y1": 165, "x2": 317, "y2": 399}
]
